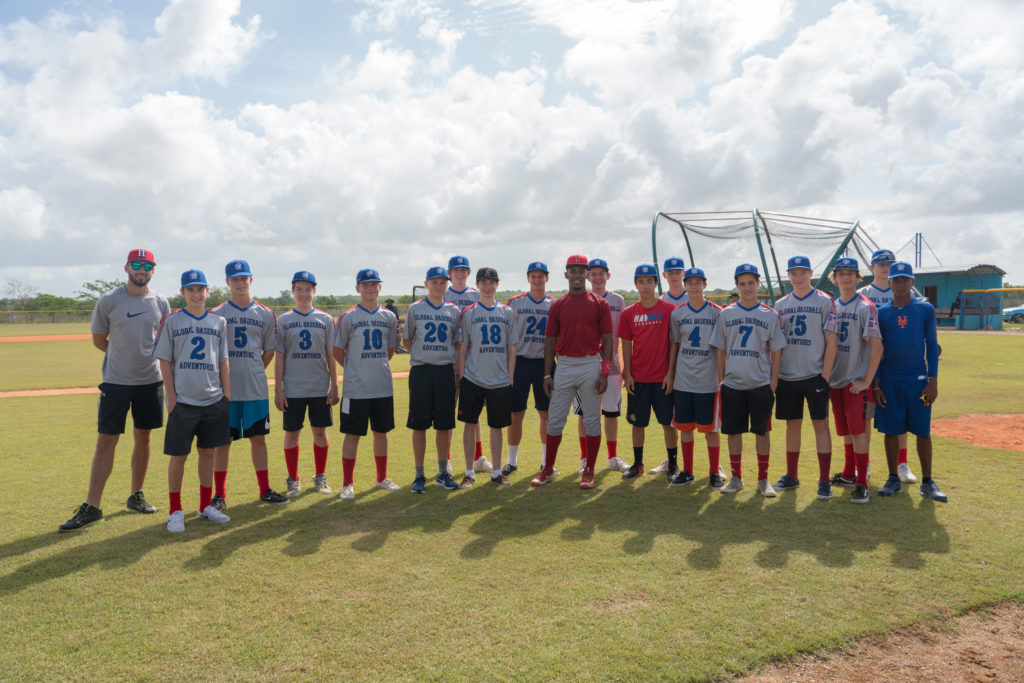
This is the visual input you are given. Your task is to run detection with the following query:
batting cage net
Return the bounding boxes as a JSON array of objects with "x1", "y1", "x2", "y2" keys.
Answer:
[{"x1": 651, "y1": 210, "x2": 879, "y2": 304}]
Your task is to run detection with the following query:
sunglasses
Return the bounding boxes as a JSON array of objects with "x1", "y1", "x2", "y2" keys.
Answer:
[{"x1": 129, "y1": 262, "x2": 154, "y2": 271}]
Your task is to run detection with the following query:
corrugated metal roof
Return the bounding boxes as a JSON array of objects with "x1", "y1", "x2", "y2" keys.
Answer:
[{"x1": 911, "y1": 264, "x2": 1006, "y2": 276}]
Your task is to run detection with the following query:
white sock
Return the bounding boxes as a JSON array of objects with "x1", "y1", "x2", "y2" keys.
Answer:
[
  {"x1": 466, "y1": 470, "x2": 474, "y2": 478},
  {"x1": 491, "y1": 471, "x2": 502, "y2": 480},
  {"x1": 508, "y1": 445, "x2": 519, "y2": 466}
]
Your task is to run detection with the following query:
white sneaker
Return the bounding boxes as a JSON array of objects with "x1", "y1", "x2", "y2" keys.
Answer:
[
  {"x1": 720, "y1": 476, "x2": 744, "y2": 494},
  {"x1": 338, "y1": 484, "x2": 355, "y2": 500},
  {"x1": 578, "y1": 459, "x2": 586, "y2": 475},
  {"x1": 607, "y1": 456, "x2": 630, "y2": 472},
  {"x1": 757, "y1": 479, "x2": 777, "y2": 498},
  {"x1": 374, "y1": 478, "x2": 401, "y2": 492},
  {"x1": 473, "y1": 456, "x2": 493, "y2": 473},
  {"x1": 199, "y1": 505, "x2": 230, "y2": 523},
  {"x1": 167, "y1": 510, "x2": 185, "y2": 533},
  {"x1": 313, "y1": 473, "x2": 332, "y2": 494},
  {"x1": 718, "y1": 466, "x2": 729, "y2": 480},
  {"x1": 897, "y1": 462, "x2": 918, "y2": 484},
  {"x1": 650, "y1": 459, "x2": 670, "y2": 474}
]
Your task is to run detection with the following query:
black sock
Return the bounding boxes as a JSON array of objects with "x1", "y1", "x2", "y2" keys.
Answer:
[
  {"x1": 667, "y1": 447, "x2": 678, "y2": 472},
  {"x1": 633, "y1": 446, "x2": 644, "y2": 467}
]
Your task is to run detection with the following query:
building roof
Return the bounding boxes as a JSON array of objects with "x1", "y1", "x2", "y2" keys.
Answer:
[{"x1": 912, "y1": 264, "x2": 1005, "y2": 276}]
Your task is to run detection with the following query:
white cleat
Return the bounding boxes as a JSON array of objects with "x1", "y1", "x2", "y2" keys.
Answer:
[
  {"x1": 720, "y1": 476, "x2": 744, "y2": 494},
  {"x1": 199, "y1": 505, "x2": 230, "y2": 523},
  {"x1": 606, "y1": 456, "x2": 631, "y2": 473},
  {"x1": 650, "y1": 459, "x2": 670, "y2": 474},
  {"x1": 167, "y1": 510, "x2": 185, "y2": 533},
  {"x1": 374, "y1": 478, "x2": 401, "y2": 492},
  {"x1": 897, "y1": 462, "x2": 917, "y2": 484},
  {"x1": 757, "y1": 479, "x2": 777, "y2": 498}
]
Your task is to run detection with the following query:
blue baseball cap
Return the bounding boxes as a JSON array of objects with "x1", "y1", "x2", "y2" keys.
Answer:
[
  {"x1": 871, "y1": 249, "x2": 896, "y2": 264},
  {"x1": 683, "y1": 267, "x2": 706, "y2": 281},
  {"x1": 527, "y1": 261, "x2": 548, "y2": 274},
  {"x1": 448, "y1": 255, "x2": 470, "y2": 270},
  {"x1": 663, "y1": 257, "x2": 685, "y2": 271},
  {"x1": 588, "y1": 258, "x2": 609, "y2": 271},
  {"x1": 734, "y1": 263, "x2": 760, "y2": 278},
  {"x1": 357, "y1": 268, "x2": 382, "y2": 284},
  {"x1": 425, "y1": 266, "x2": 449, "y2": 281},
  {"x1": 888, "y1": 261, "x2": 915, "y2": 279},
  {"x1": 225, "y1": 259, "x2": 252, "y2": 278},
  {"x1": 181, "y1": 269, "x2": 208, "y2": 288},
  {"x1": 634, "y1": 263, "x2": 658, "y2": 279},
  {"x1": 833, "y1": 257, "x2": 859, "y2": 273},
  {"x1": 787, "y1": 255, "x2": 812, "y2": 271},
  {"x1": 291, "y1": 270, "x2": 316, "y2": 286}
]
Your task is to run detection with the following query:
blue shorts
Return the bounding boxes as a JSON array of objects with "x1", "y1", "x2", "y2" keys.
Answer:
[
  {"x1": 874, "y1": 375, "x2": 932, "y2": 437},
  {"x1": 626, "y1": 382, "x2": 674, "y2": 428},
  {"x1": 229, "y1": 399, "x2": 270, "y2": 440},
  {"x1": 511, "y1": 357, "x2": 552, "y2": 412},
  {"x1": 673, "y1": 390, "x2": 720, "y2": 432}
]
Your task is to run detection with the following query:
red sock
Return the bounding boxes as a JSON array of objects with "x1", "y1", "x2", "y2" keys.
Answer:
[
  {"x1": 474, "y1": 441, "x2": 483, "y2": 461},
  {"x1": 757, "y1": 453, "x2": 770, "y2": 481},
  {"x1": 898, "y1": 447, "x2": 908, "y2": 465},
  {"x1": 730, "y1": 452, "x2": 742, "y2": 478},
  {"x1": 817, "y1": 452, "x2": 831, "y2": 483},
  {"x1": 284, "y1": 446, "x2": 299, "y2": 480},
  {"x1": 214, "y1": 470, "x2": 227, "y2": 499},
  {"x1": 579, "y1": 436, "x2": 587, "y2": 461},
  {"x1": 169, "y1": 491, "x2": 182, "y2": 514},
  {"x1": 199, "y1": 485, "x2": 212, "y2": 512},
  {"x1": 585, "y1": 435, "x2": 601, "y2": 471},
  {"x1": 374, "y1": 455, "x2": 388, "y2": 482},
  {"x1": 681, "y1": 440, "x2": 695, "y2": 473},
  {"x1": 842, "y1": 443, "x2": 855, "y2": 478},
  {"x1": 545, "y1": 434, "x2": 562, "y2": 470},
  {"x1": 607, "y1": 440, "x2": 618, "y2": 459},
  {"x1": 255, "y1": 469, "x2": 270, "y2": 496},
  {"x1": 314, "y1": 443, "x2": 329, "y2": 476},
  {"x1": 855, "y1": 451, "x2": 870, "y2": 486},
  {"x1": 786, "y1": 451, "x2": 799, "y2": 479},
  {"x1": 708, "y1": 445, "x2": 720, "y2": 475},
  {"x1": 342, "y1": 457, "x2": 356, "y2": 487}
]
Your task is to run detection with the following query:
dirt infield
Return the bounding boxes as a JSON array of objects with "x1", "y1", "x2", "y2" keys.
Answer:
[
  {"x1": 0, "y1": 334, "x2": 92, "y2": 343},
  {"x1": 932, "y1": 414, "x2": 1024, "y2": 452},
  {"x1": 743, "y1": 601, "x2": 1024, "y2": 682}
]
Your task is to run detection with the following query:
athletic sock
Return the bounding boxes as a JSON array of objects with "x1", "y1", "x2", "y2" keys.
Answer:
[
  {"x1": 199, "y1": 485, "x2": 212, "y2": 512},
  {"x1": 606, "y1": 440, "x2": 618, "y2": 460},
  {"x1": 342, "y1": 457, "x2": 356, "y2": 487},
  {"x1": 898, "y1": 447, "x2": 908, "y2": 466},
  {"x1": 756, "y1": 453, "x2": 770, "y2": 481},
  {"x1": 255, "y1": 469, "x2": 270, "y2": 496},
  {"x1": 855, "y1": 451, "x2": 870, "y2": 486},
  {"x1": 437, "y1": 460, "x2": 447, "y2": 476},
  {"x1": 817, "y1": 452, "x2": 831, "y2": 483},
  {"x1": 214, "y1": 470, "x2": 227, "y2": 499},
  {"x1": 579, "y1": 436, "x2": 587, "y2": 461},
  {"x1": 544, "y1": 434, "x2": 562, "y2": 471},
  {"x1": 585, "y1": 435, "x2": 601, "y2": 471},
  {"x1": 169, "y1": 491, "x2": 182, "y2": 514},
  {"x1": 633, "y1": 446, "x2": 644, "y2": 468},
  {"x1": 681, "y1": 440, "x2": 695, "y2": 473},
  {"x1": 374, "y1": 455, "x2": 388, "y2": 482},
  {"x1": 284, "y1": 446, "x2": 300, "y2": 481},
  {"x1": 666, "y1": 447, "x2": 678, "y2": 473},
  {"x1": 786, "y1": 451, "x2": 799, "y2": 479},
  {"x1": 507, "y1": 444, "x2": 519, "y2": 467},
  {"x1": 842, "y1": 443, "x2": 855, "y2": 478},
  {"x1": 313, "y1": 444, "x2": 329, "y2": 476},
  {"x1": 730, "y1": 452, "x2": 742, "y2": 478},
  {"x1": 708, "y1": 445, "x2": 720, "y2": 476},
  {"x1": 474, "y1": 441, "x2": 483, "y2": 461},
  {"x1": 465, "y1": 469, "x2": 474, "y2": 479},
  {"x1": 415, "y1": 465, "x2": 425, "y2": 478}
]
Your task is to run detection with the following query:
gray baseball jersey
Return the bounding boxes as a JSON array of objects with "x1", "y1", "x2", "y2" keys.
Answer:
[
  {"x1": 774, "y1": 289, "x2": 837, "y2": 380},
  {"x1": 153, "y1": 309, "x2": 228, "y2": 406},
  {"x1": 709, "y1": 303, "x2": 787, "y2": 390},
  {"x1": 660, "y1": 291, "x2": 688, "y2": 308},
  {"x1": 507, "y1": 292, "x2": 555, "y2": 359},
  {"x1": 274, "y1": 308, "x2": 335, "y2": 398},
  {"x1": 92, "y1": 285, "x2": 170, "y2": 385},
  {"x1": 669, "y1": 300, "x2": 723, "y2": 393},
  {"x1": 444, "y1": 286, "x2": 481, "y2": 311},
  {"x1": 334, "y1": 305, "x2": 398, "y2": 399},
  {"x1": 460, "y1": 301, "x2": 515, "y2": 389},
  {"x1": 601, "y1": 290, "x2": 625, "y2": 373},
  {"x1": 403, "y1": 298, "x2": 461, "y2": 367},
  {"x1": 829, "y1": 294, "x2": 881, "y2": 388},
  {"x1": 858, "y1": 282, "x2": 923, "y2": 306},
  {"x1": 210, "y1": 300, "x2": 276, "y2": 401}
]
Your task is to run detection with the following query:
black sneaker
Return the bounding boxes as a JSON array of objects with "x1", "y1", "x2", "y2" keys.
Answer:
[
  {"x1": 708, "y1": 472, "x2": 725, "y2": 489},
  {"x1": 669, "y1": 470, "x2": 695, "y2": 487},
  {"x1": 501, "y1": 463, "x2": 518, "y2": 476},
  {"x1": 210, "y1": 496, "x2": 227, "y2": 511},
  {"x1": 851, "y1": 484, "x2": 870, "y2": 504},
  {"x1": 59, "y1": 503, "x2": 103, "y2": 531},
  {"x1": 622, "y1": 464, "x2": 644, "y2": 479},
  {"x1": 830, "y1": 472, "x2": 856, "y2": 488},
  {"x1": 126, "y1": 490, "x2": 157, "y2": 514},
  {"x1": 260, "y1": 489, "x2": 289, "y2": 505}
]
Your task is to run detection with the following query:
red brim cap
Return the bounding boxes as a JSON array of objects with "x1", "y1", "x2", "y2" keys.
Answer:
[
  {"x1": 565, "y1": 254, "x2": 588, "y2": 266},
  {"x1": 127, "y1": 248, "x2": 156, "y2": 264}
]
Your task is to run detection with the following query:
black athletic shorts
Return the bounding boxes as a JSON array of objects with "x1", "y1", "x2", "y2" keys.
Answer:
[
  {"x1": 283, "y1": 396, "x2": 333, "y2": 432},
  {"x1": 626, "y1": 382, "x2": 674, "y2": 428},
  {"x1": 164, "y1": 397, "x2": 230, "y2": 456},
  {"x1": 407, "y1": 364, "x2": 456, "y2": 431},
  {"x1": 511, "y1": 357, "x2": 552, "y2": 412},
  {"x1": 720, "y1": 384, "x2": 774, "y2": 435},
  {"x1": 97, "y1": 381, "x2": 164, "y2": 434},
  {"x1": 457, "y1": 378, "x2": 512, "y2": 428},
  {"x1": 340, "y1": 396, "x2": 395, "y2": 436},
  {"x1": 775, "y1": 375, "x2": 830, "y2": 421}
]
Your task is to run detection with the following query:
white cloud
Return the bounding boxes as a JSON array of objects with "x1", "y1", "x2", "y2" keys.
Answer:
[{"x1": 0, "y1": 187, "x2": 47, "y2": 239}]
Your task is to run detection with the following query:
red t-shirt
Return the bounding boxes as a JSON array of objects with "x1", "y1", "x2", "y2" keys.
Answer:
[
  {"x1": 618, "y1": 299, "x2": 675, "y2": 382},
  {"x1": 547, "y1": 291, "x2": 613, "y2": 357}
]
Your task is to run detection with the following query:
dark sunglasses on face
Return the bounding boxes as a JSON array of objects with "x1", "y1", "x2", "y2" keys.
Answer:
[{"x1": 129, "y1": 262, "x2": 154, "y2": 271}]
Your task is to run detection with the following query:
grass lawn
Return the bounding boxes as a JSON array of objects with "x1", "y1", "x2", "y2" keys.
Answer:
[{"x1": 0, "y1": 331, "x2": 1022, "y2": 680}]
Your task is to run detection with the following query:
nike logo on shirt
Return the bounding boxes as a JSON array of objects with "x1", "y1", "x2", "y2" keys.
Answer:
[{"x1": 127, "y1": 312, "x2": 146, "y2": 318}]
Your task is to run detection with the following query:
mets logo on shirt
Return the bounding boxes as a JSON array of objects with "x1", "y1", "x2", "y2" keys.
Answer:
[{"x1": 898, "y1": 315, "x2": 908, "y2": 328}]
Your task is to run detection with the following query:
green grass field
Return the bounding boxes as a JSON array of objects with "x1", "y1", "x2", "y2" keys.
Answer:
[{"x1": 0, "y1": 328, "x2": 1022, "y2": 680}]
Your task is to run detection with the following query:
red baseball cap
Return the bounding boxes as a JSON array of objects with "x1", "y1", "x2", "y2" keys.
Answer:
[
  {"x1": 565, "y1": 254, "x2": 588, "y2": 266},
  {"x1": 126, "y1": 248, "x2": 156, "y2": 264}
]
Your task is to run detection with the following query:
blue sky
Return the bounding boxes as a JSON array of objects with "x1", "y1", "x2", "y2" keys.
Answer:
[{"x1": 1, "y1": 0, "x2": 1022, "y2": 297}]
